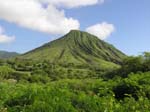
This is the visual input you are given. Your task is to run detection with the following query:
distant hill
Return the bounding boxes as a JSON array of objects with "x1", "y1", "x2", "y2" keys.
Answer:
[
  {"x1": 21, "y1": 30, "x2": 126, "y2": 70},
  {"x1": 0, "y1": 51, "x2": 19, "y2": 59}
]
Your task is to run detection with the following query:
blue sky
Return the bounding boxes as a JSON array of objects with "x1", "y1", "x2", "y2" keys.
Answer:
[{"x1": 0, "y1": 0, "x2": 150, "y2": 55}]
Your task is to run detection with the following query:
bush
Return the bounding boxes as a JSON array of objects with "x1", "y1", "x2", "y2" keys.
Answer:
[
  {"x1": 0, "y1": 66, "x2": 14, "y2": 79},
  {"x1": 113, "y1": 79, "x2": 140, "y2": 100},
  {"x1": 28, "y1": 74, "x2": 51, "y2": 83}
]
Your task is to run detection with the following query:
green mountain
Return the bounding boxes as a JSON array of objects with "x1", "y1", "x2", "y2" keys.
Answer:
[
  {"x1": 0, "y1": 51, "x2": 19, "y2": 59},
  {"x1": 21, "y1": 30, "x2": 126, "y2": 69}
]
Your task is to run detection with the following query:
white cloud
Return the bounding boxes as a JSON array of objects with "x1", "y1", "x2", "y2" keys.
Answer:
[
  {"x1": 86, "y1": 22, "x2": 115, "y2": 40},
  {"x1": 39, "y1": 0, "x2": 104, "y2": 8},
  {"x1": 0, "y1": 0, "x2": 79, "y2": 35},
  {"x1": 0, "y1": 26, "x2": 15, "y2": 44},
  {"x1": 0, "y1": 0, "x2": 105, "y2": 35}
]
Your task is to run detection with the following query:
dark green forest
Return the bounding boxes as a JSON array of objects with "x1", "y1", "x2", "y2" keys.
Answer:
[{"x1": 0, "y1": 52, "x2": 150, "y2": 112}]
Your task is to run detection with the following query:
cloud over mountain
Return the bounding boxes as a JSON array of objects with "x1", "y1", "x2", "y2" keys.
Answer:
[
  {"x1": 0, "y1": 0, "x2": 104, "y2": 35},
  {"x1": 86, "y1": 22, "x2": 115, "y2": 40}
]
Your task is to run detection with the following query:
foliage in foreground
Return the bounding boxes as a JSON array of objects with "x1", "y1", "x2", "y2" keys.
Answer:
[
  {"x1": 0, "y1": 72, "x2": 150, "y2": 112},
  {"x1": 0, "y1": 52, "x2": 150, "y2": 112}
]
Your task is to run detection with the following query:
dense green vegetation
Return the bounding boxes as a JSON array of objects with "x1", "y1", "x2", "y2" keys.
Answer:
[
  {"x1": 0, "y1": 77, "x2": 150, "y2": 112},
  {"x1": 0, "y1": 52, "x2": 150, "y2": 112}
]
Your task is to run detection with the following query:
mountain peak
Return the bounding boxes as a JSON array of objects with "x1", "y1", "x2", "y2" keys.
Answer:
[
  {"x1": 21, "y1": 30, "x2": 126, "y2": 69},
  {"x1": 68, "y1": 30, "x2": 87, "y2": 35},
  {"x1": 69, "y1": 29, "x2": 80, "y2": 32},
  {"x1": 66, "y1": 30, "x2": 95, "y2": 41}
]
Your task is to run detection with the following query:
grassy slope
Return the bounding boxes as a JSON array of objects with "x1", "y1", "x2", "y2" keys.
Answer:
[{"x1": 21, "y1": 30, "x2": 126, "y2": 70}]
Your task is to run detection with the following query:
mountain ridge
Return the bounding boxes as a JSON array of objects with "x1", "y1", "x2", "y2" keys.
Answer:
[
  {"x1": 20, "y1": 30, "x2": 126, "y2": 69},
  {"x1": 0, "y1": 50, "x2": 19, "y2": 59}
]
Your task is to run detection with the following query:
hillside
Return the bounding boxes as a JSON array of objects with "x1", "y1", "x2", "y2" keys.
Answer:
[
  {"x1": 21, "y1": 30, "x2": 126, "y2": 69},
  {"x1": 0, "y1": 51, "x2": 19, "y2": 59}
]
